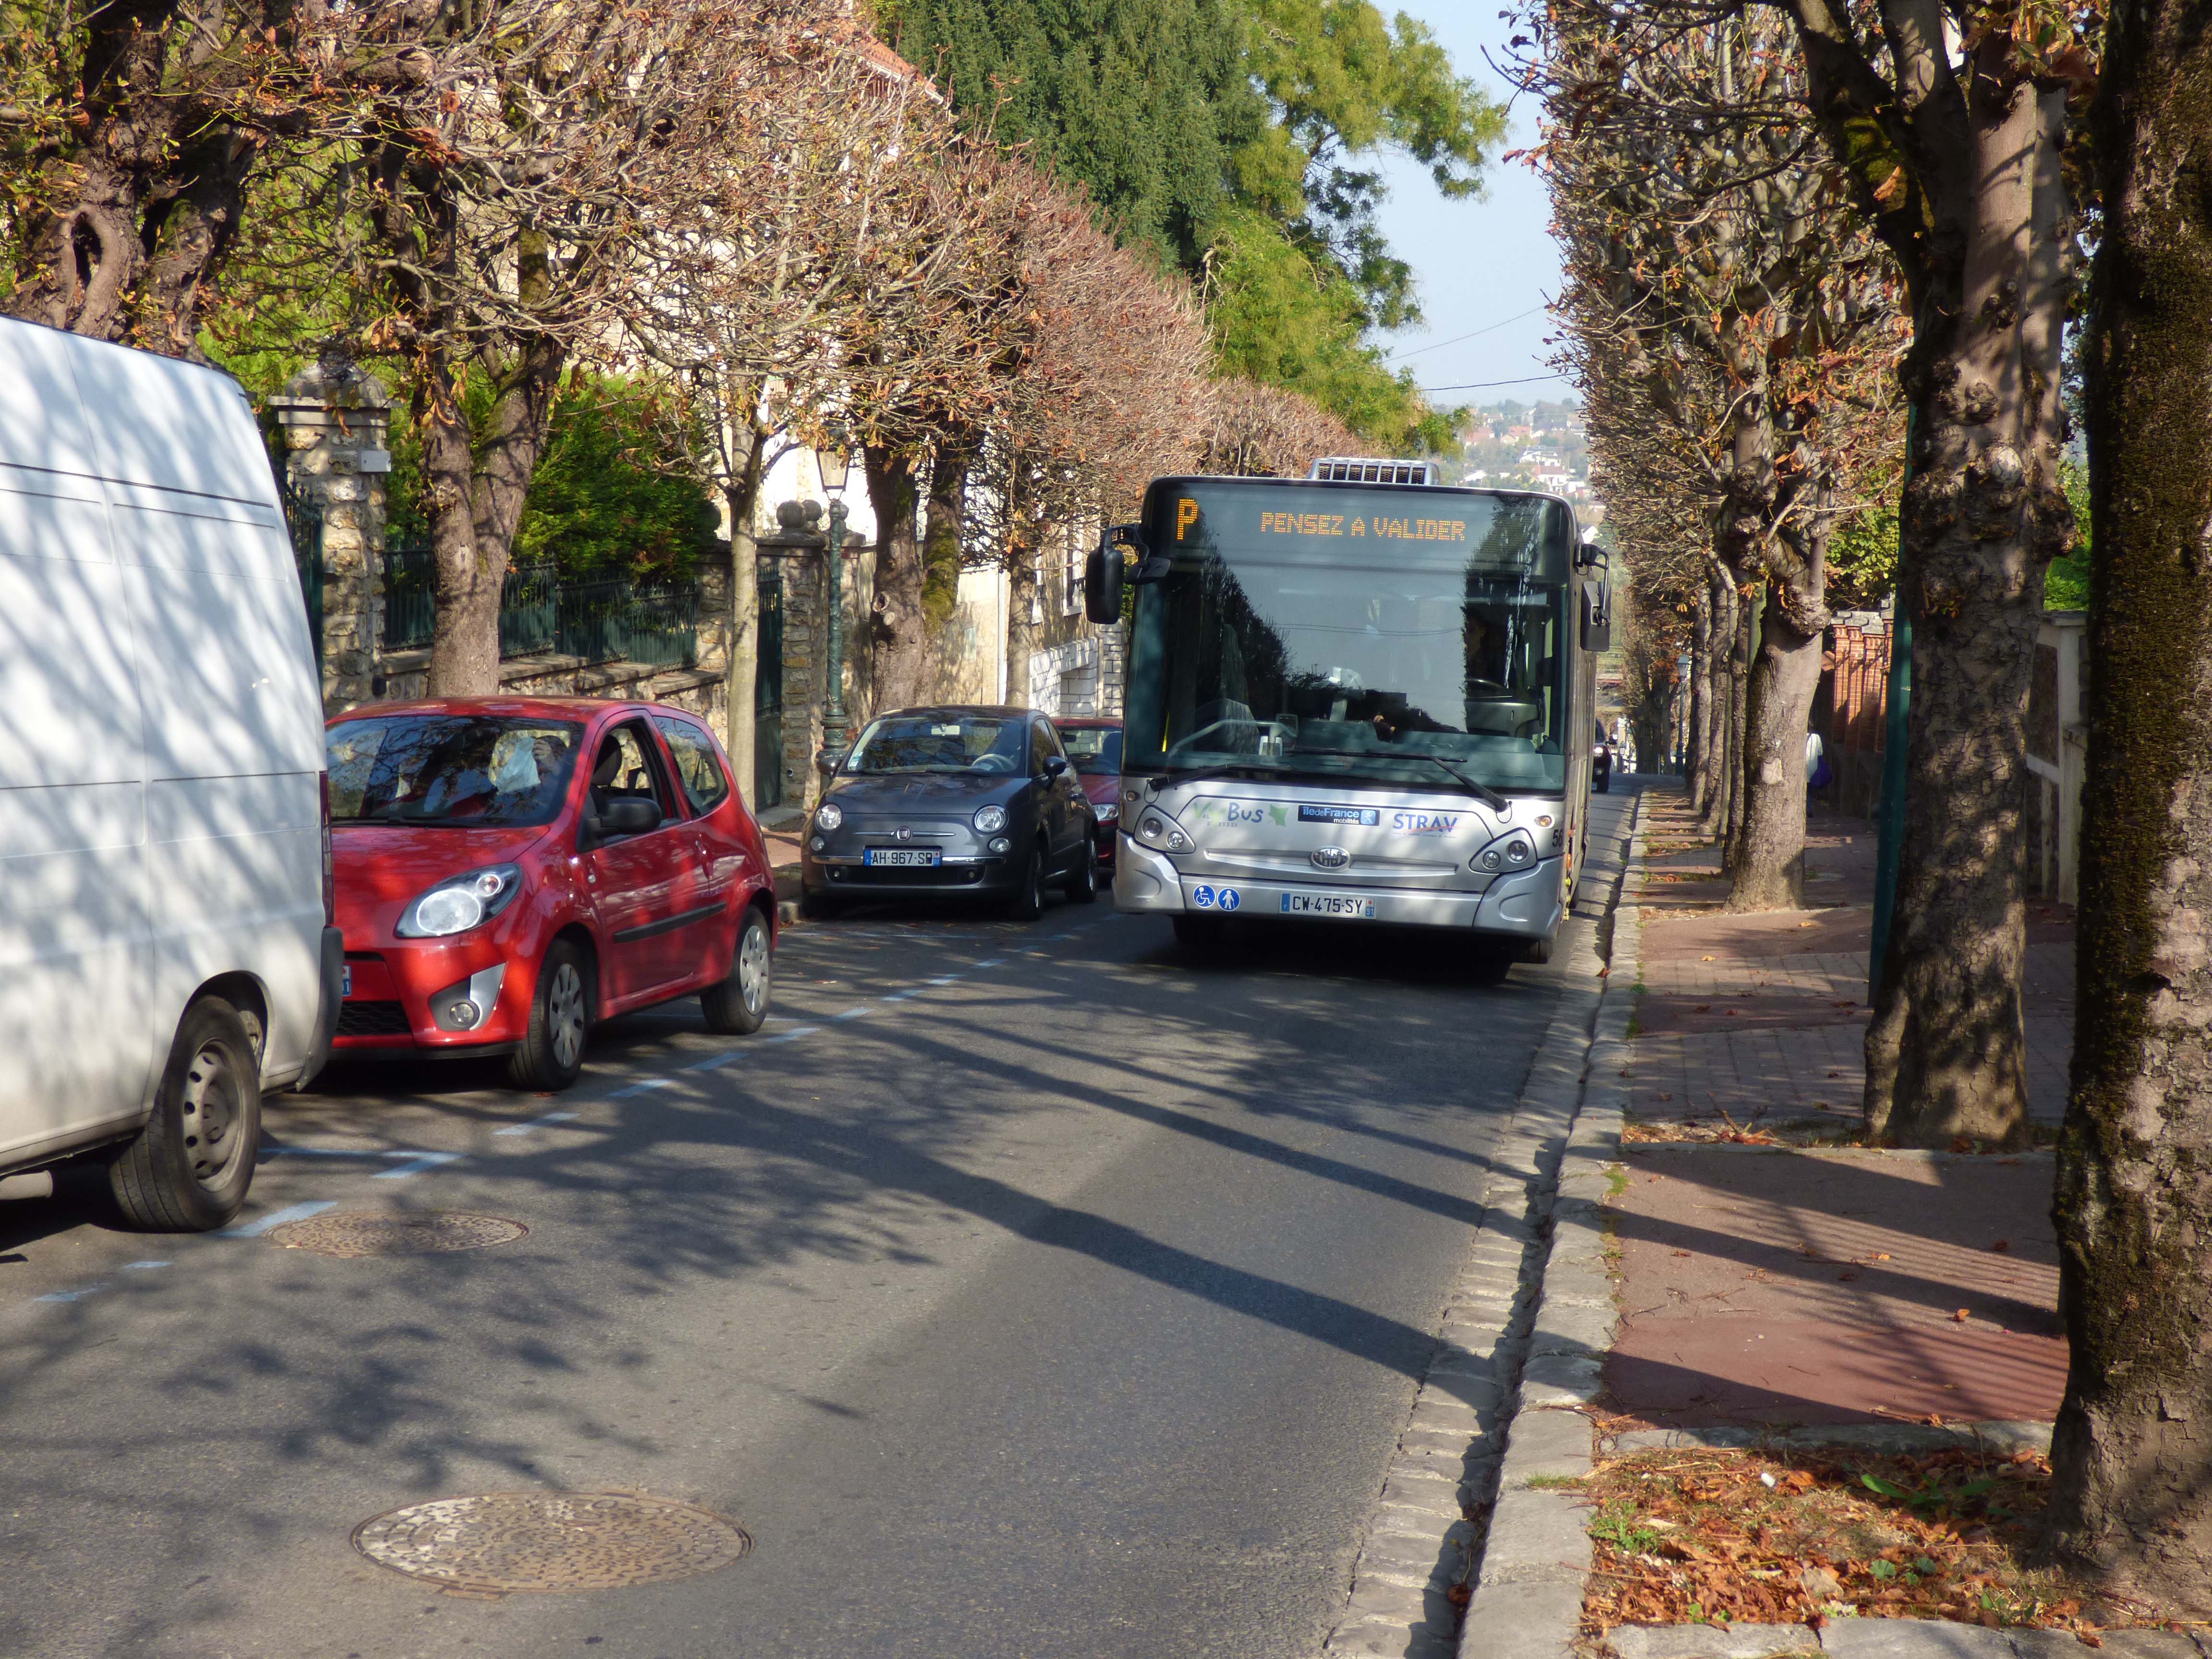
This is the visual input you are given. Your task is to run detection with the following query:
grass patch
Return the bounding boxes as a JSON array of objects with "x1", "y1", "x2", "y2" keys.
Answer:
[
  {"x1": 1578, "y1": 1447, "x2": 2178, "y2": 1635},
  {"x1": 1527, "y1": 1473, "x2": 1586, "y2": 1490}
]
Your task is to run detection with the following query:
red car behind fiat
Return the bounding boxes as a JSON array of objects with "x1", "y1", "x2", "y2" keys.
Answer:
[
  {"x1": 325, "y1": 698, "x2": 776, "y2": 1090},
  {"x1": 1054, "y1": 718, "x2": 1123, "y2": 867}
]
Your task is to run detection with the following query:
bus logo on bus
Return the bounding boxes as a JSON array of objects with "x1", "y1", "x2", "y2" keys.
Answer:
[{"x1": 1391, "y1": 811, "x2": 1462, "y2": 834}]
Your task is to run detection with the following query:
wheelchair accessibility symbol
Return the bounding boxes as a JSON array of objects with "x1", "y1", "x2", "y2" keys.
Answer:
[{"x1": 1193, "y1": 884, "x2": 1242, "y2": 912}]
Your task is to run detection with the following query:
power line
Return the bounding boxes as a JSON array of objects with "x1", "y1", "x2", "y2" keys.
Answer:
[
  {"x1": 1417, "y1": 373, "x2": 1572, "y2": 394},
  {"x1": 1385, "y1": 304, "x2": 1549, "y2": 361}
]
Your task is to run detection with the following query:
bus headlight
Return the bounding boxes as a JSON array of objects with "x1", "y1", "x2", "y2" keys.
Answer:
[
  {"x1": 1136, "y1": 811, "x2": 1192, "y2": 854},
  {"x1": 1472, "y1": 833, "x2": 1538, "y2": 874}
]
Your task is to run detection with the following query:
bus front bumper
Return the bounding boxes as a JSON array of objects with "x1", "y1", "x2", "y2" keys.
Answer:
[{"x1": 1113, "y1": 838, "x2": 1563, "y2": 938}]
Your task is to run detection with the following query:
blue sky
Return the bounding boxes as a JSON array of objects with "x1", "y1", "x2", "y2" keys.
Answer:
[{"x1": 1366, "y1": 2, "x2": 1570, "y2": 409}]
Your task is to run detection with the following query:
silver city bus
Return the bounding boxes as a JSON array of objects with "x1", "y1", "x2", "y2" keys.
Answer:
[{"x1": 1084, "y1": 460, "x2": 1611, "y2": 962}]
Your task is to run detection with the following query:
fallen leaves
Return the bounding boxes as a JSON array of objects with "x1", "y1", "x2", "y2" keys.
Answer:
[{"x1": 1577, "y1": 1447, "x2": 2139, "y2": 1638}]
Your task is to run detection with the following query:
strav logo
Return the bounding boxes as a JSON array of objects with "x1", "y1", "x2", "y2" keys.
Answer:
[{"x1": 1390, "y1": 810, "x2": 1462, "y2": 834}]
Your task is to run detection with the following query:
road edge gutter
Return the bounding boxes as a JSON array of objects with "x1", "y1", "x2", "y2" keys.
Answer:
[
  {"x1": 1317, "y1": 785, "x2": 1647, "y2": 1659},
  {"x1": 1446, "y1": 783, "x2": 1647, "y2": 1659}
]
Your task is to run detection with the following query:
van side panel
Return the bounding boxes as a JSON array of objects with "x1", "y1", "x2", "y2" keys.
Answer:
[
  {"x1": 70, "y1": 336, "x2": 280, "y2": 508},
  {"x1": 0, "y1": 324, "x2": 103, "y2": 480},
  {"x1": 0, "y1": 472, "x2": 157, "y2": 1164},
  {"x1": 120, "y1": 502, "x2": 326, "y2": 1076}
]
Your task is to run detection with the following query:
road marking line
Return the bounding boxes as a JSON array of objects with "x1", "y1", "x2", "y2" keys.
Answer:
[
  {"x1": 682, "y1": 1052, "x2": 742, "y2": 1072},
  {"x1": 831, "y1": 1007, "x2": 872, "y2": 1021},
  {"x1": 34, "y1": 1284, "x2": 105, "y2": 1303},
  {"x1": 121, "y1": 1260, "x2": 171, "y2": 1271},
  {"x1": 878, "y1": 990, "x2": 919, "y2": 1002},
  {"x1": 493, "y1": 1110, "x2": 582, "y2": 1134},
  {"x1": 374, "y1": 1153, "x2": 462, "y2": 1181},
  {"x1": 771, "y1": 1025, "x2": 821, "y2": 1042},
  {"x1": 608, "y1": 1078, "x2": 677, "y2": 1099},
  {"x1": 926, "y1": 976, "x2": 961, "y2": 986},
  {"x1": 974, "y1": 957, "x2": 1006, "y2": 968},
  {"x1": 220, "y1": 1200, "x2": 337, "y2": 1238}
]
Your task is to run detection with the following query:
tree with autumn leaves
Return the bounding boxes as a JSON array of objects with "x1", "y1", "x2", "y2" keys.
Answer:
[{"x1": 1533, "y1": 0, "x2": 2212, "y2": 1607}]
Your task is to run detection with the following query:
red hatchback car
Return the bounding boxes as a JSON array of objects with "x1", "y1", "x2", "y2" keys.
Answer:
[
  {"x1": 1054, "y1": 718, "x2": 1122, "y2": 866},
  {"x1": 325, "y1": 698, "x2": 776, "y2": 1090}
]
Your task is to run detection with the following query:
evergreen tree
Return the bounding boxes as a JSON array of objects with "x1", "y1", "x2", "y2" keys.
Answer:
[{"x1": 878, "y1": 0, "x2": 1504, "y2": 451}]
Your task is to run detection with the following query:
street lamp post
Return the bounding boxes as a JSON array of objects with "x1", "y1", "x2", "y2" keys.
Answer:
[{"x1": 814, "y1": 438, "x2": 853, "y2": 755}]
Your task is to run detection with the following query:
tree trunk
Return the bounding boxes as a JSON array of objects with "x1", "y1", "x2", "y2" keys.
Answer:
[
  {"x1": 864, "y1": 441, "x2": 927, "y2": 711},
  {"x1": 422, "y1": 334, "x2": 563, "y2": 697},
  {"x1": 1729, "y1": 497, "x2": 1830, "y2": 910},
  {"x1": 2044, "y1": 0, "x2": 2212, "y2": 1609},
  {"x1": 918, "y1": 430, "x2": 976, "y2": 698},
  {"x1": 1864, "y1": 80, "x2": 2074, "y2": 1149},
  {"x1": 1726, "y1": 586, "x2": 1823, "y2": 911},
  {"x1": 1701, "y1": 570, "x2": 1739, "y2": 837},
  {"x1": 720, "y1": 412, "x2": 767, "y2": 809},
  {"x1": 1723, "y1": 591, "x2": 1751, "y2": 860},
  {"x1": 1006, "y1": 552, "x2": 1040, "y2": 710},
  {"x1": 1688, "y1": 585, "x2": 1715, "y2": 813}
]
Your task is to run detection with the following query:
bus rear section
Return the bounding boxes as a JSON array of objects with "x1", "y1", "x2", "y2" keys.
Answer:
[{"x1": 1105, "y1": 469, "x2": 1603, "y2": 954}]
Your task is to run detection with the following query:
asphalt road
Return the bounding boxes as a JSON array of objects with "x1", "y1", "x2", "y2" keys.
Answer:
[{"x1": 1, "y1": 791, "x2": 1629, "y2": 1659}]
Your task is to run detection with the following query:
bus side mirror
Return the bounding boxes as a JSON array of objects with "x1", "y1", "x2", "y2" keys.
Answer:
[
  {"x1": 1581, "y1": 578, "x2": 1613, "y2": 653},
  {"x1": 1084, "y1": 537, "x2": 1125, "y2": 624},
  {"x1": 1085, "y1": 524, "x2": 1159, "y2": 623}
]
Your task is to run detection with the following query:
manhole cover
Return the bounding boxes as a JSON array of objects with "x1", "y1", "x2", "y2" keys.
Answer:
[
  {"x1": 352, "y1": 1492, "x2": 751, "y2": 1593},
  {"x1": 266, "y1": 1211, "x2": 528, "y2": 1257}
]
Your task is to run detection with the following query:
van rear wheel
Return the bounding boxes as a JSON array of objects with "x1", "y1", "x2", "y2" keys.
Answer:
[
  {"x1": 510, "y1": 940, "x2": 589, "y2": 1092},
  {"x1": 109, "y1": 997, "x2": 261, "y2": 1231}
]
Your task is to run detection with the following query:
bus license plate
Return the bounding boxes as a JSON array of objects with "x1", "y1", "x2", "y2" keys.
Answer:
[
  {"x1": 864, "y1": 848, "x2": 941, "y2": 868},
  {"x1": 1279, "y1": 891, "x2": 1376, "y2": 919}
]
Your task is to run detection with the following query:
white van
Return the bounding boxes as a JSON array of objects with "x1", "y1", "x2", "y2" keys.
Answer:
[{"x1": 0, "y1": 317, "x2": 341, "y2": 1230}]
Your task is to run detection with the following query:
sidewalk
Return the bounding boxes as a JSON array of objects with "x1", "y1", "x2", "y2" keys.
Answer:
[
  {"x1": 1627, "y1": 793, "x2": 2073, "y2": 1135},
  {"x1": 1611, "y1": 789, "x2": 2073, "y2": 1431},
  {"x1": 1447, "y1": 781, "x2": 2185, "y2": 1659}
]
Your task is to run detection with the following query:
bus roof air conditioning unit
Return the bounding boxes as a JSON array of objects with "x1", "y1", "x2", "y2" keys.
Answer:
[{"x1": 1308, "y1": 457, "x2": 1439, "y2": 486}]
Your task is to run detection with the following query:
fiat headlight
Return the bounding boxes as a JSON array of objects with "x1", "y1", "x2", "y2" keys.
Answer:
[
  {"x1": 1094, "y1": 800, "x2": 1118, "y2": 825},
  {"x1": 814, "y1": 801, "x2": 843, "y2": 832},
  {"x1": 397, "y1": 865, "x2": 523, "y2": 938},
  {"x1": 974, "y1": 804, "x2": 1008, "y2": 833}
]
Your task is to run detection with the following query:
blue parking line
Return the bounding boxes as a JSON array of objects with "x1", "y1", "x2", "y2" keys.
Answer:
[
  {"x1": 220, "y1": 1200, "x2": 337, "y2": 1238},
  {"x1": 493, "y1": 1110, "x2": 581, "y2": 1135}
]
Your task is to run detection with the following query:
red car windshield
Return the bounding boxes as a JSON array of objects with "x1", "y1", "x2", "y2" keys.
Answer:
[
  {"x1": 328, "y1": 715, "x2": 585, "y2": 826},
  {"x1": 1061, "y1": 726, "x2": 1122, "y2": 776}
]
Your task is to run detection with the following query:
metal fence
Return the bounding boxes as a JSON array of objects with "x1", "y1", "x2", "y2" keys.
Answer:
[
  {"x1": 280, "y1": 479, "x2": 325, "y2": 667},
  {"x1": 381, "y1": 545, "x2": 698, "y2": 670}
]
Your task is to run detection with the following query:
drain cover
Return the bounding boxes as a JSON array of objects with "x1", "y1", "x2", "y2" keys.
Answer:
[
  {"x1": 352, "y1": 1492, "x2": 751, "y2": 1593},
  {"x1": 266, "y1": 1211, "x2": 527, "y2": 1257}
]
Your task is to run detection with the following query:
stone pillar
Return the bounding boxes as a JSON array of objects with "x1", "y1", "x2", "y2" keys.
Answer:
[{"x1": 269, "y1": 348, "x2": 392, "y2": 712}]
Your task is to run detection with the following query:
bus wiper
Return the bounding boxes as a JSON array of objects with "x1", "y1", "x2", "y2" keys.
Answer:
[{"x1": 1283, "y1": 746, "x2": 1510, "y2": 813}]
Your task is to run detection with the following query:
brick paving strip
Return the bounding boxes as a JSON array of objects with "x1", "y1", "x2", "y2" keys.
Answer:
[{"x1": 1441, "y1": 785, "x2": 2212, "y2": 1659}]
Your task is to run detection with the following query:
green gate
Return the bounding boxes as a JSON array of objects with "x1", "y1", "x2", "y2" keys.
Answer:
[
  {"x1": 755, "y1": 571, "x2": 784, "y2": 810},
  {"x1": 281, "y1": 480, "x2": 325, "y2": 669}
]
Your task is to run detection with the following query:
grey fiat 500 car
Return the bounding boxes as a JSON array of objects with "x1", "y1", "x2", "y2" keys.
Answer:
[{"x1": 799, "y1": 707, "x2": 1100, "y2": 920}]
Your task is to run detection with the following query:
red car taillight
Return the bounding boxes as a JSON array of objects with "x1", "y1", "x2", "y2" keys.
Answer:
[{"x1": 320, "y1": 771, "x2": 335, "y2": 926}]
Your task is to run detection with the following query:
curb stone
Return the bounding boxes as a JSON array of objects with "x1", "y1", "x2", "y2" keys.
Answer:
[
  {"x1": 1453, "y1": 790, "x2": 2088, "y2": 1659},
  {"x1": 1317, "y1": 787, "x2": 1647, "y2": 1659}
]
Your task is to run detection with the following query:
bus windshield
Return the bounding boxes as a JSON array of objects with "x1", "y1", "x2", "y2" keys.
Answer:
[{"x1": 1122, "y1": 480, "x2": 1577, "y2": 793}]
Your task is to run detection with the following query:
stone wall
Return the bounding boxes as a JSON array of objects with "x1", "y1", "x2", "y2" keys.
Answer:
[{"x1": 270, "y1": 350, "x2": 391, "y2": 713}]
